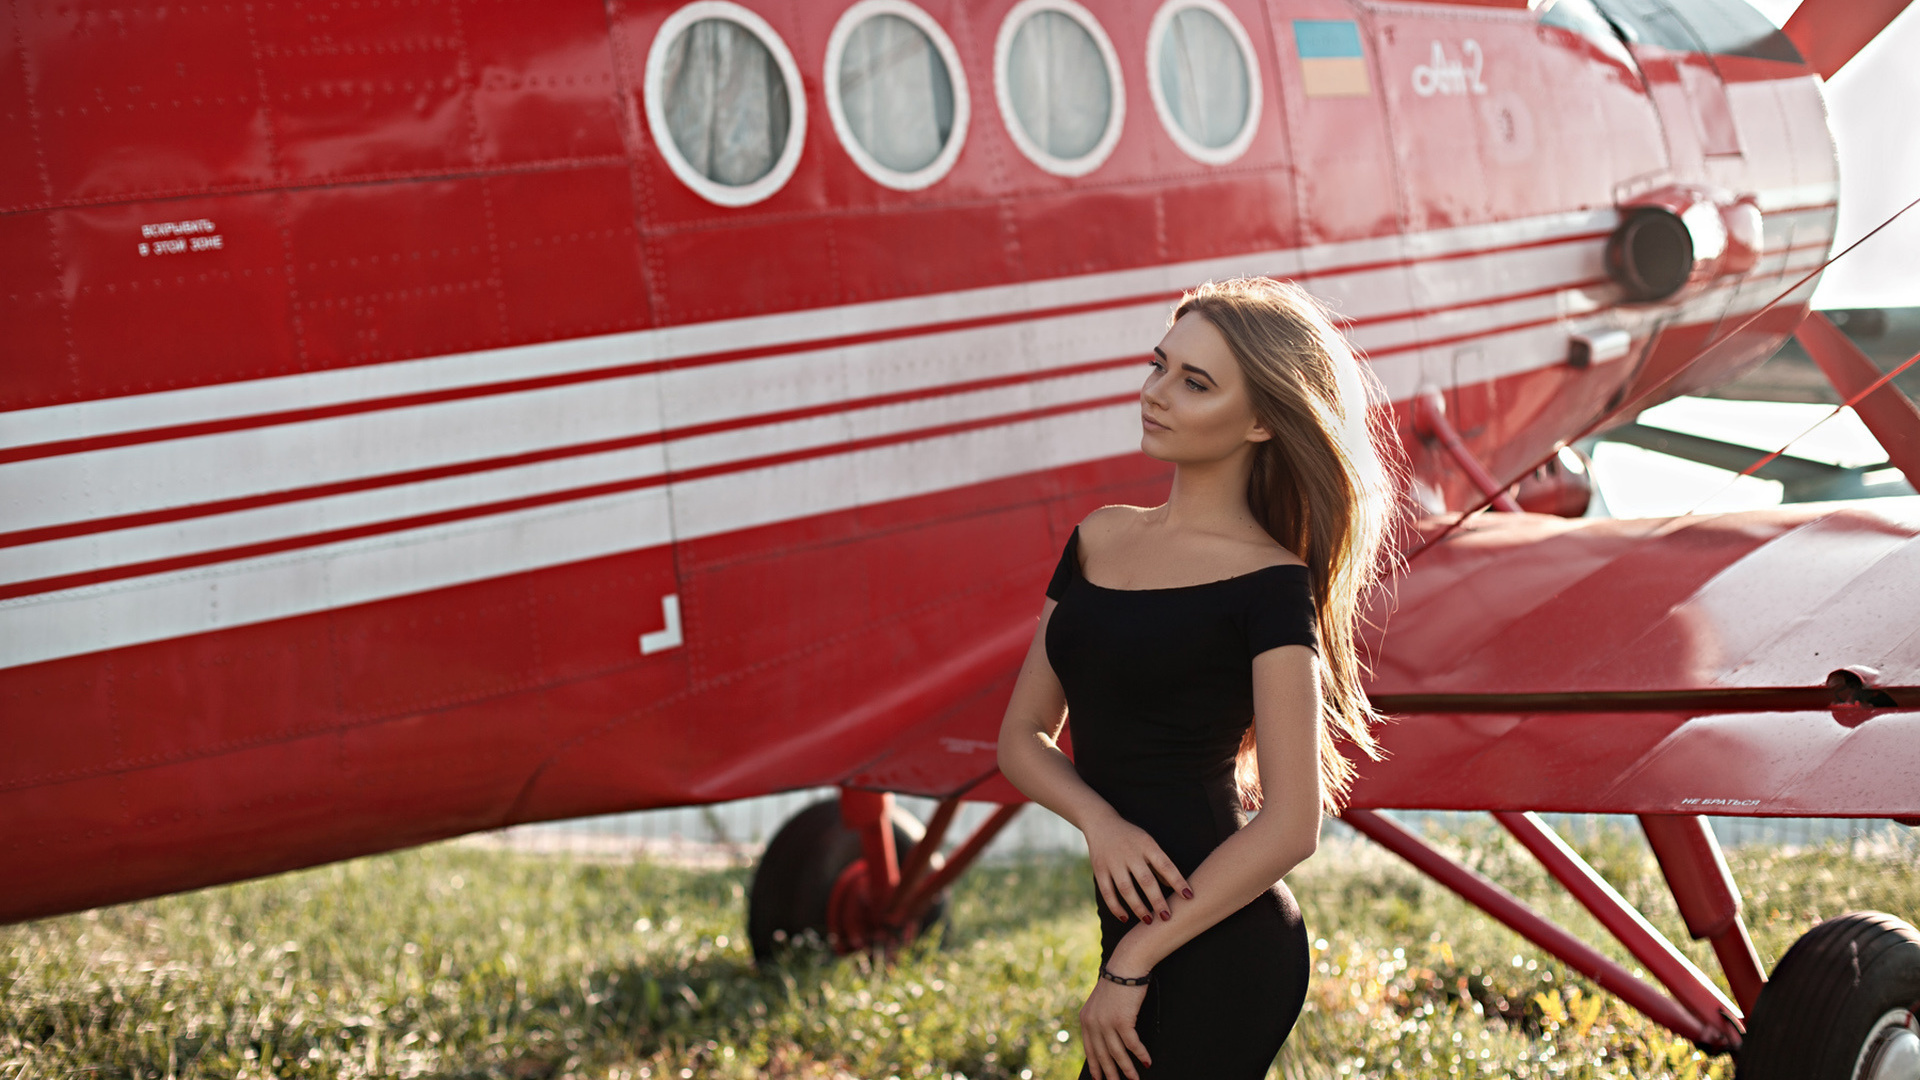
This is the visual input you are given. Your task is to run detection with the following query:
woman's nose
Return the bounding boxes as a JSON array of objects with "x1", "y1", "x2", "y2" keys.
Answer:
[{"x1": 1142, "y1": 371, "x2": 1168, "y2": 405}]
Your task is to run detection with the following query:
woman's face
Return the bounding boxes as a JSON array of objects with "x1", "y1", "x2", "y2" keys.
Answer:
[{"x1": 1141, "y1": 313, "x2": 1271, "y2": 464}]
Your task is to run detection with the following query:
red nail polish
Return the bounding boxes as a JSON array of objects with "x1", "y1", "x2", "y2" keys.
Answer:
[
  {"x1": 1142, "y1": 913, "x2": 1153, "y2": 924},
  {"x1": 1182, "y1": 888, "x2": 1193, "y2": 899},
  {"x1": 1160, "y1": 910, "x2": 1170, "y2": 920}
]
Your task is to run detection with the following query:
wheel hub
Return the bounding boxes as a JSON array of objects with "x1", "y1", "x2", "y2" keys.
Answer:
[
  {"x1": 825, "y1": 857, "x2": 913, "y2": 954},
  {"x1": 1856, "y1": 1008, "x2": 1920, "y2": 1080}
]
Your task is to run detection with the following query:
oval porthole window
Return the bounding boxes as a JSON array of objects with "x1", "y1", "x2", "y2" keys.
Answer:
[
  {"x1": 644, "y1": 2, "x2": 807, "y2": 207},
  {"x1": 994, "y1": 0, "x2": 1126, "y2": 177},
  {"x1": 1147, "y1": 0, "x2": 1260, "y2": 165},
  {"x1": 826, "y1": 0, "x2": 970, "y2": 190}
]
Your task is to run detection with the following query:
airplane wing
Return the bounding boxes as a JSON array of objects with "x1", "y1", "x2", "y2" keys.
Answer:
[
  {"x1": 826, "y1": 498, "x2": 1920, "y2": 820},
  {"x1": 1349, "y1": 500, "x2": 1920, "y2": 818}
]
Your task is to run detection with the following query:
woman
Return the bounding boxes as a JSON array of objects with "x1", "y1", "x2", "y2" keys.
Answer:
[{"x1": 995, "y1": 277, "x2": 1399, "y2": 1080}]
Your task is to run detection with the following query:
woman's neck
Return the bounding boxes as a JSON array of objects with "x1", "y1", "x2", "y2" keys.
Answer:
[{"x1": 1157, "y1": 447, "x2": 1260, "y2": 536}]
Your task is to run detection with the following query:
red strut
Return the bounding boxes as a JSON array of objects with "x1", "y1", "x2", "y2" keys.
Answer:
[
  {"x1": 1415, "y1": 390, "x2": 1524, "y2": 513},
  {"x1": 1342, "y1": 809, "x2": 1739, "y2": 1050},
  {"x1": 1794, "y1": 312, "x2": 1920, "y2": 490}
]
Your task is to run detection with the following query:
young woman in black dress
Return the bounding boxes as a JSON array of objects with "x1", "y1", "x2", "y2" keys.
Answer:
[{"x1": 996, "y1": 278, "x2": 1398, "y2": 1080}]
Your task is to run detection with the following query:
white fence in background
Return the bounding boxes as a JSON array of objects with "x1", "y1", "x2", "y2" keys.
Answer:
[{"x1": 495, "y1": 790, "x2": 1920, "y2": 862}]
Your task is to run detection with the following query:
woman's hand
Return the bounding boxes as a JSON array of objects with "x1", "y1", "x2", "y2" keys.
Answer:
[
  {"x1": 1080, "y1": 976, "x2": 1151, "y2": 1080},
  {"x1": 1083, "y1": 811, "x2": 1192, "y2": 924}
]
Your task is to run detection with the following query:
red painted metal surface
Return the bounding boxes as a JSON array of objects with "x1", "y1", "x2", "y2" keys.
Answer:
[
  {"x1": 1342, "y1": 809, "x2": 1733, "y2": 1050},
  {"x1": 1639, "y1": 814, "x2": 1767, "y2": 1013},
  {"x1": 840, "y1": 789, "x2": 900, "y2": 912},
  {"x1": 0, "y1": 0, "x2": 1898, "y2": 1054},
  {"x1": 890, "y1": 804, "x2": 1024, "y2": 928},
  {"x1": 1414, "y1": 390, "x2": 1523, "y2": 512},
  {"x1": 823, "y1": 793, "x2": 1021, "y2": 952},
  {"x1": 1783, "y1": 0, "x2": 1913, "y2": 79},
  {"x1": 1354, "y1": 503, "x2": 1920, "y2": 817},
  {"x1": 1796, "y1": 312, "x2": 1920, "y2": 486},
  {"x1": 1493, "y1": 811, "x2": 1741, "y2": 1035},
  {"x1": 886, "y1": 798, "x2": 961, "y2": 924}
]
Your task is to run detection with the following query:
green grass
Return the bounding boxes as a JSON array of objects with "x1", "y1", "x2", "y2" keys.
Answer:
[{"x1": 4, "y1": 823, "x2": 1915, "y2": 1080}]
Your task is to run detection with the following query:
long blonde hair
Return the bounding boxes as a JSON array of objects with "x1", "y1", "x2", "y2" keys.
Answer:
[{"x1": 1172, "y1": 278, "x2": 1400, "y2": 814}]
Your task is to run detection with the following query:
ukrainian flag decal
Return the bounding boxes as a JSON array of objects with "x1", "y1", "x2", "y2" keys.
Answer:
[{"x1": 1294, "y1": 20, "x2": 1371, "y2": 98}]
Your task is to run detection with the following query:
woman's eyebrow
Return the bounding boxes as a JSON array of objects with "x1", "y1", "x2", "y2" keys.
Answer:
[{"x1": 1154, "y1": 347, "x2": 1215, "y2": 385}]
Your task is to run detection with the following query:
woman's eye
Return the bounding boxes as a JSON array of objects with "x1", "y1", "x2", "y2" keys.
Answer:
[
  {"x1": 1185, "y1": 378, "x2": 1207, "y2": 392},
  {"x1": 1147, "y1": 357, "x2": 1164, "y2": 371}
]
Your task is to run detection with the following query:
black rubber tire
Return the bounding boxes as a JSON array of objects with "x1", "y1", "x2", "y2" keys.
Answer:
[
  {"x1": 1737, "y1": 911, "x2": 1920, "y2": 1079},
  {"x1": 746, "y1": 798, "x2": 947, "y2": 964}
]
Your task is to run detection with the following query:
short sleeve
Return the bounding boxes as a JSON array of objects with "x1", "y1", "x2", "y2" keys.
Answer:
[
  {"x1": 1045, "y1": 528, "x2": 1081, "y2": 602},
  {"x1": 1246, "y1": 568, "x2": 1318, "y2": 657}
]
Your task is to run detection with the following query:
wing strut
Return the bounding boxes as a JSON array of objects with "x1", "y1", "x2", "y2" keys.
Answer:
[
  {"x1": 1640, "y1": 814, "x2": 1766, "y2": 1014},
  {"x1": 1496, "y1": 812, "x2": 1745, "y2": 1026},
  {"x1": 1415, "y1": 390, "x2": 1522, "y2": 512},
  {"x1": 1794, "y1": 312, "x2": 1920, "y2": 488},
  {"x1": 1342, "y1": 809, "x2": 1742, "y2": 1049}
]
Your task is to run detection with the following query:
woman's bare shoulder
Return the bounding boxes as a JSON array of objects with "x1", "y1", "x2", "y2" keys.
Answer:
[
  {"x1": 1238, "y1": 532, "x2": 1307, "y2": 571},
  {"x1": 1080, "y1": 504, "x2": 1151, "y2": 530},
  {"x1": 1077, "y1": 505, "x2": 1151, "y2": 553}
]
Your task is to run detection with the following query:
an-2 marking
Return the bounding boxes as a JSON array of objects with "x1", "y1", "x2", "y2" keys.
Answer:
[{"x1": 1412, "y1": 39, "x2": 1487, "y2": 97}]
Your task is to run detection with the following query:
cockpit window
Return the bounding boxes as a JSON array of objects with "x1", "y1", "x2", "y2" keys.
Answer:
[
  {"x1": 1148, "y1": 0, "x2": 1261, "y2": 165},
  {"x1": 826, "y1": 0, "x2": 970, "y2": 190},
  {"x1": 995, "y1": 0, "x2": 1127, "y2": 177},
  {"x1": 1536, "y1": 0, "x2": 1636, "y2": 67},
  {"x1": 1660, "y1": 0, "x2": 1802, "y2": 62},
  {"x1": 1591, "y1": 0, "x2": 1803, "y2": 63},
  {"x1": 645, "y1": 2, "x2": 807, "y2": 207}
]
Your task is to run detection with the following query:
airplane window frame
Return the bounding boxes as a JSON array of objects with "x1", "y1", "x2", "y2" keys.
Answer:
[
  {"x1": 993, "y1": 0, "x2": 1128, "y2": 178},
  {"x1": 824, "y1": 0, "x2": 972, "y2": 192},
  {"x1": 644, "y1": 1, "x2": 808, "y2": 208},
  {"x1": 1535, "y1": 0, "x2": 1638, "y2": 69},
  {"x1": 1145, "y1": 0, "x2": 1262, "y2": 166}
]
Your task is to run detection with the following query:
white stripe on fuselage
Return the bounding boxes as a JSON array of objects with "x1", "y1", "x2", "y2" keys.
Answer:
[
  {"x1": 0, "y1": 199, "x2": 1835, "y2": 668},
  {"x1": 0, "y1": 208, "x2": 1627, "y2": 451},
  {"x1": 0, "y1": 403, "x2": 1138, "y2": 669}
]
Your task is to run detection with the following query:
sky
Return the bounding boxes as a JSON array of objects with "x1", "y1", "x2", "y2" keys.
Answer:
[{"x1": 1749, "y1": 0, "x2": 1920, "y2": 309}]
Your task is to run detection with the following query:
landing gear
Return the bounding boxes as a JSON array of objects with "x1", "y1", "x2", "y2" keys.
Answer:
[
  {"x1": 746, "y1": 789, "x2": 1024, "y2": 964},
  {"x1": 1738, "y1": 912, "x2": 1920, "y2": 1080}
]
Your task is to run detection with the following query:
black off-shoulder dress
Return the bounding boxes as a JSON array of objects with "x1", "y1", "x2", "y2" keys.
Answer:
[{"x1": 1045, "y1": 527, "x2": 1316, "y2": 1080}]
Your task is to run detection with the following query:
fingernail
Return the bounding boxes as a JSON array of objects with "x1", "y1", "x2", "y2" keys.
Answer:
[
  {"x1": 1182, "y1": 888, "x2": 1193, "y2": 899},
  {"x1": 1160, "y1": 909, "x2": 1170, "y2": 920},
  {"x1": 1142, "y1": 913, "x2": 1153, "y2": 924}
]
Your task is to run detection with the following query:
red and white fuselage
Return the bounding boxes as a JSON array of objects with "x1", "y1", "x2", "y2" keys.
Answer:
[{"x1": 0, "y1": 0, "x2": 1837, "y2": 920}]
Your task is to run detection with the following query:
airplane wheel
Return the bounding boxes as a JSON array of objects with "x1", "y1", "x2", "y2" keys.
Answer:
[
  {"x1": 747, "y1": 798, "x2": 947, "y2": 964},
  {"x1": 1738, "y1": 911, "x2": 1920, "y2": 1080}
]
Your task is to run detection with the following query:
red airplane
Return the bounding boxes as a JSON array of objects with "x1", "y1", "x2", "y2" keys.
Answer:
[{"x1": 4, "y1": 0, "x2": 1917, "y2": 1071}]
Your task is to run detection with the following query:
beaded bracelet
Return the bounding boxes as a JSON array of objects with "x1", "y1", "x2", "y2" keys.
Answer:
[{"x1": 1098, "y1": 963, "x2": 1151, "y2": 987}]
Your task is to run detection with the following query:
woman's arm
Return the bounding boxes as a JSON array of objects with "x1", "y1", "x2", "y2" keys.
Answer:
[
  {"x1": 1103, "y1": 642, "x2": 1324, "y2": 976},
  {"x1": 993, "y1": 601, "x2": 1113, "y2": 835},
  {"x1": 999, "y1": 600, "x2": 1202, "y2": 1080},
  {"x1": 995, "y1": 602, "x2": 1195, "y2": 923},
  {"x1": 1072, "y1": 643, "x2": 1322, "y2": 1079}
]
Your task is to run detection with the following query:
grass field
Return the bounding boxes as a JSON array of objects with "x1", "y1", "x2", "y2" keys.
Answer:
[{"x1": 5, "y1": 821, "x2": 1916, "y2": 1080}]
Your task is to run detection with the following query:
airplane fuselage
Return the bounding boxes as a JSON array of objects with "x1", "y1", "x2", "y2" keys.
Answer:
[{"x1": 0, "y1": 0, "x2": 1834, "y2": 920}]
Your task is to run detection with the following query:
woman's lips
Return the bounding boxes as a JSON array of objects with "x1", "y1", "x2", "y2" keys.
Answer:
[{"x1": 1142, "y1": 413, "x2": 1169, "y2": 432}]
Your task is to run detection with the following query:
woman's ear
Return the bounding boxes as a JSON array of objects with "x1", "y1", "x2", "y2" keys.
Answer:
[{"x1": 1247, "y1": 421, "x2": 1273, "y2": 444}]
